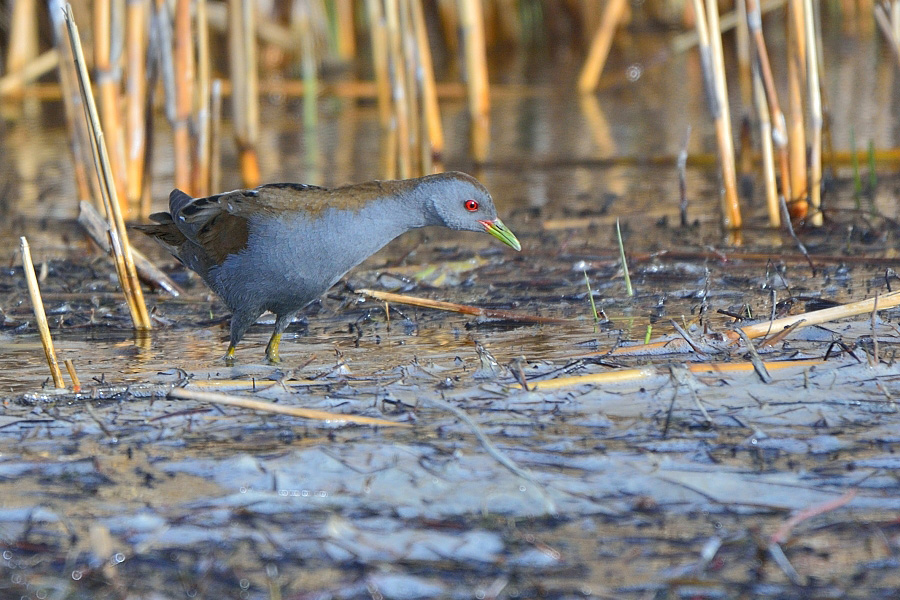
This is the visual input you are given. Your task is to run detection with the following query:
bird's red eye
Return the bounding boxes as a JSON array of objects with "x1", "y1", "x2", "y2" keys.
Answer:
[{"x1": 465, "y1": 199, "x2": 479, "y2": 211}]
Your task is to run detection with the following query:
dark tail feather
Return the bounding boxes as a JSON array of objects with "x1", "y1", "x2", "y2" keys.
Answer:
[
  {"x1": 169, "y1": 189, "x2": 194, "y2": 216},
  {"x1": 132, "y1": 222, "x2": 188, "y2": 258}
]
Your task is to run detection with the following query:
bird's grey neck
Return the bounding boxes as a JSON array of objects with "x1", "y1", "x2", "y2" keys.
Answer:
[{"x1": 390, "y1": 177, "x2": 442, "y2": 229}]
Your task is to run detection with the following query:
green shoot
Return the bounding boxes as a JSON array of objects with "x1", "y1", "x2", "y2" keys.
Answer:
[
  {"x1": 616, "y1": 218, "x2": 633, "y2": 297},
  {"x1": 583, "y1": 269, "x2": 600, "y2": 330},
  {"x1": 868, "y1": 139, "x2": 877, "y2": 194},
  {"x1": 851, "y1": 127, "x2": 861, "y2": 205}
]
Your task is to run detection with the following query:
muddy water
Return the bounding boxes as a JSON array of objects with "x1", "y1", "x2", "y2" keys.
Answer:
[{"x1": 3, "y1": 25, "x2": 900, "y2": 600}]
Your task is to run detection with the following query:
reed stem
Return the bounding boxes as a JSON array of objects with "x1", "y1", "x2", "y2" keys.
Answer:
[
  {"x1": 577, "y1": 0, "x2": 627, "y2": 93},
  {"x1": 20, "y1": 237, "x2": 66, "y2": 389}
]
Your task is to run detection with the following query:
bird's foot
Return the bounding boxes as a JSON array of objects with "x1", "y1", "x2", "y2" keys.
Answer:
[
  {"x1": 265, "y1": 333, "x2": 282, "y2": 364},
  {"x1": 223, "y1": 344, "x2": 236, "y2": 365}
]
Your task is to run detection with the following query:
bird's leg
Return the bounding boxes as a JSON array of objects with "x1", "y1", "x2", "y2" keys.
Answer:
[
  {"x1": 225, "y1": 306, "x2": 264, "y2": 363},
  {"x1": 266, "y1": 311, "x2": 301, "y2": 364},
  {"x1": 265, "y1": 333, "x2": 282, "y2": 363}
]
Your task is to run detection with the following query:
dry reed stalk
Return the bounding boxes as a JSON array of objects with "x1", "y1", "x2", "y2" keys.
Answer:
[
  {"x1": 185, "y1": 378, "x2": 334, "y2": 389},
  {"x1": 168, "y1": 387, "x2": 409, "y2": 427},
  {"x1": 436, "y1": 0, "x2": 460, "y2": 70},
  {"x1": 335, "y1": 0, "x2": 357, "y2": 60},
  {"x1": 366, "y1": 0, "x2": 393, "y2": 129},
  {"x1": 64, "y1": 359, "x2": 82, "y2": 393},
  {"x1": 459, "y1": 0, "x2": 491, "y2": 161},
  {"x1": 739, "y1": 290, "x2": 900, "y2": 340},
  {"x1": 694, "y1": 0, "x2": 741, "y2": 229},
  {"x1": 152, "y1": 0, "x2": 176, "y2": 124},
  {"x1": 577, "y1": 0, "x2": 628, "y2": 93},
  {"x1": 358, "y1": 289, "x2": 570, "y2": 323},
  {"x1": 804, "y1": 0, "x2": 823, "y2": 226},
  {"x1": 671, "y1": 0, "x2": 788, "y2": 54},
  {"x1": 94, "y1": 0, "x2": 130, "y2": 217},
  {"x1": 605, "y1": 290, "x2": 900, "y2": 357},
  {"x1": 382, "y1": 123, "x2": 399, "y2": 179},
  {"x1": 706, "y1": 0, "x2": 741, "y2": 228},
  {"x1": 49, "y1": 3, "x2": 99, "y2": 206},
  {"x1": 411, "y1": 0, "x2": 443, "y2": 169},
  {"x1": 209, "y1": 79, "x2": 223, "y2": 193},
  {"x1": 514, "y1": 367, "x2": 658, "y2": 390},
  {"x1": 754, "y1": 60, "x2": 780, "y2": 226},
  {"x1": 5, "y1": 0, "x2": 39, "y2": 96},
  {"x1": 297, "y1": 5, "x2": 319, "y2": 130},
  {"x1": 747, "y1": 0, "x2": 792, "y2": 204},
  {"x1": 400, "y1": 0, "x2": 422, "y2": 174},
  {"x1": 518, "y1": 359, "x2": 825, "y2": 390},
  {"x1": 229, "y1": 0, "x2": 260, "y2": 186},
  {"x1": 874, "y1": 3, "x2": 900, "y2": 69},
  {"x1": 735, "y1": 0, "x2": 752, "y2": 106},
  {"x1": 173, "y1": 0, "x2": 194, "y2": 194},
  {"x1": 20, "y1": 237, "x2": 66, "y2": 389},
  {"x1": 385, "y1": 0, "x2": 412, "y2": 177},
  {"x1": 786, "y1": 0, "x2": 808, "y2": 217},
  {"x1": 65, "y1": 5, "x2": 152, "y2": 331},
  {"x1": 193, "y1": 0, "x2": 211, "y2": 197},
  {"x1": 125, "y1": 0, "x2": 147, "y2": 214},
  {"x1": 0, "y1": 50, "x2": 58, "y2": 97}
]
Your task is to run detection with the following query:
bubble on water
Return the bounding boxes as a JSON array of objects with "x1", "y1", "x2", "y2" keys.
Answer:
[{"x1": 626, "y1": 64, "x2": 643, "y2": 82}]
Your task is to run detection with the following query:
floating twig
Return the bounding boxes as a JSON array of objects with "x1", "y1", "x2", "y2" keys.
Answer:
[
  {"x1": 168, "y1": 387, "x2": 408, "y2": 427},
  {"x1": 357, "y1": 289, "x2": 570, "y2": 324}
]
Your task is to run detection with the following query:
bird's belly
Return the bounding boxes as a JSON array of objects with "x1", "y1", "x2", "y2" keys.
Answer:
[{"x1": 212, "y1": 216, "x2": 386, "y2": 315}]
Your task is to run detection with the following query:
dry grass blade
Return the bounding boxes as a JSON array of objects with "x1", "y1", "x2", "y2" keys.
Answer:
[
  {"x1": 20, "y1": 237, "x2": 65, "y2": 389},
  {"x1": 734, "y1": 328, "x2": 772, "y2": 383},
  {"x1": 357, "y1": 288, "x2": 571, "y2": 323},
  {"x1": 168, "y1": 387, "x2": 409, "y2": 427}
]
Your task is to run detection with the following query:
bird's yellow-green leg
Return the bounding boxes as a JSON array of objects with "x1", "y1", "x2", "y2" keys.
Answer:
[
  {"x1": 224, "y1": 343, "x2": 236, "y2": 364},
  {"x1": 265, "y1": 333, "x2": 282, "y2": 364}
]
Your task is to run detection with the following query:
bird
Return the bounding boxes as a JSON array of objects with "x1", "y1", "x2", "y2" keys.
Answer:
[{"x1": 135, "y1": 171, "x2": 521, "y2": 363}]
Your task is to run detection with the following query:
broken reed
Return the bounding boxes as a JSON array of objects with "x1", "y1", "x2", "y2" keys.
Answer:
[{"x1": 20, "y1": 237, "x2": 66, "y2": 389}]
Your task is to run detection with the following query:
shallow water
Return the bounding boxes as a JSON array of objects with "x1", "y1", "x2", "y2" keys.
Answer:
[{"x1": 2, "y1": 13, "x2": 900, "y2": 600}]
